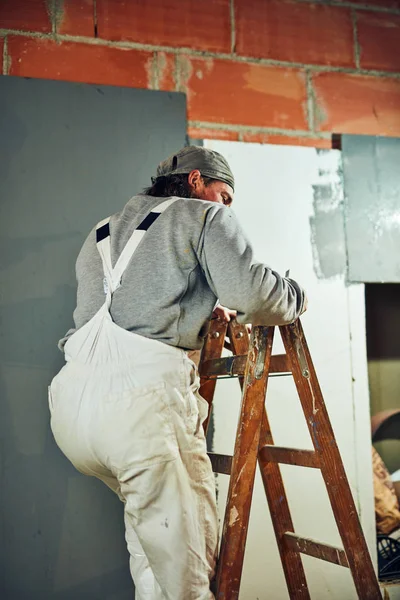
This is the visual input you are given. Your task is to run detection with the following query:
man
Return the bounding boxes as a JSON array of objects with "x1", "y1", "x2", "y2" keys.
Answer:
[{"x1": 49, "y1": 146, "x2": 307, "y2": 599}]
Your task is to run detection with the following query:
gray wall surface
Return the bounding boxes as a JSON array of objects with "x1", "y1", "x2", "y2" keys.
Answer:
[
  {"x1": 0, "y1": 76, "x2": 187, "y2": 599},
  {"x1": 341, "y1": 134, "x2": 400, "y2": 283}
]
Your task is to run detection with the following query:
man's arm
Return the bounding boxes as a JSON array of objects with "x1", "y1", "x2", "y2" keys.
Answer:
[{"x1": 198, "y1": 206, "x2": 307, "y2": 326}]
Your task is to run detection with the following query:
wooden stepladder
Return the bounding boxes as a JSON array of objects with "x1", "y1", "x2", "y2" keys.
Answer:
[{"x1": 199, "y1": 318, "x2": 381, "y2": 600}]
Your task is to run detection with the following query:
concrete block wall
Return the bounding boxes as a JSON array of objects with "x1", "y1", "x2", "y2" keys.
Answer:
[{"x1": 0, "y1": 0, "x2": 399, "y2": 147}]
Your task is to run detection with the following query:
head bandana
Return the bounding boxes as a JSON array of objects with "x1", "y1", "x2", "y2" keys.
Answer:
[{"x1": 155, "y1": 146, "x2": 235, "y2": 191}]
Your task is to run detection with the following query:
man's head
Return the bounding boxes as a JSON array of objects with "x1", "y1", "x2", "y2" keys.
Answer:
[{"x1": 144, "y1": 146, "x2": 234, "y2": 206}]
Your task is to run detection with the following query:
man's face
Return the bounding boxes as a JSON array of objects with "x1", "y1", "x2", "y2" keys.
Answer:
[{"x1": 188, "y1": 170, "x2": 234, "y2": 207}]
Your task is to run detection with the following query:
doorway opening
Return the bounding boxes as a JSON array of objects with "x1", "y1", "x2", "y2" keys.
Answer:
[{"x1": 366, "y1": 283, "x2": 400, "y2": 581}]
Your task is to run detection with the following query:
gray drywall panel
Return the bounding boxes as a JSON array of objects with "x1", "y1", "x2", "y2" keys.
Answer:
[
  {"x1": 0, "y1": 76, "x2": 187, "y2": 599},
  {"x1": 342, "y1": 135, "x2": 400, "y2": 282}
]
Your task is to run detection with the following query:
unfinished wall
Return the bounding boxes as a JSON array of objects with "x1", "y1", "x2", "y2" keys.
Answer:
[
  {"x1": 206, "y1": 140, "x2": 375, "y2": 599},
  {"x1": 0, "y1": 0, "x2": 400, "y2": 147}
]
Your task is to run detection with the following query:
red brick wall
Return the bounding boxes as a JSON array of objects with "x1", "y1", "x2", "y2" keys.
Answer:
[{"x1": 1, "y1": 0, "x2": 399, "y2": 148}]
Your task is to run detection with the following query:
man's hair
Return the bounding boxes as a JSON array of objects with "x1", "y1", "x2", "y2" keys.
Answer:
[{"x1": 143, "y1": 173, "x2": 215, "y2": 198}]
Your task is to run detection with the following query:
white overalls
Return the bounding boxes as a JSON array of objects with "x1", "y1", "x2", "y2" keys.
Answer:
[{"x1": 49, "y1": 199, "x2": 218, "y2": 600}]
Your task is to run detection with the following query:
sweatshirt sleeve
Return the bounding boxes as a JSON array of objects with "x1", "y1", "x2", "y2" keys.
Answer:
[{"x1": 197, "y1": 205, "x2": 307, "y2": 326}]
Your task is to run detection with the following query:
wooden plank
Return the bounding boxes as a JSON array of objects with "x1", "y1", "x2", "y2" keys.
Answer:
[
  {"x1": 270, "y1": 354, "x2": 291, "y2": 374},
  {"x1": 208, "y1": 452, "x2": 232, "y2": 475},
  {"x1": 227, "y1": 320, "x2": 249, "y2": 390},
  {"x1": 257, "y1": 408, "x2": 311, "y2": 599},
  {"x1": 225, "y1": 320, "x2": 310, "y2": 599},
  {"x1": 216, "y1": 325, "x2": 274, "y2": 599},
  {"x1": 259, "y1": 445, "x2": 319, "y2": 468},
  {"x1": 200, "y1": 354, "x2": 247, "y2": 378},
  {"x1": 199, "y1": 319, "x2": 228, "y2": 435},
  {"x1": 279, "y1": 320, "x2": 381, "y2": 599},
  {"x1": 284, "y1": 533, "x2": 349, "y2": 567},
  {"x1": 200, "y1": 353, "x2": 290, "y2": 379}
]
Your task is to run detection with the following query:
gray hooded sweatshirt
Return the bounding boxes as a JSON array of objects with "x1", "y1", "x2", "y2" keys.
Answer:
[{"x1": 59, "y1": 195, "x2": 306, "y2": 351}]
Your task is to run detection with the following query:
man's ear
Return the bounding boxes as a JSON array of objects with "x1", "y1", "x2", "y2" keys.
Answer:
[{"x1": 188, "y1": 169, "x2": 202, "y2": 190}]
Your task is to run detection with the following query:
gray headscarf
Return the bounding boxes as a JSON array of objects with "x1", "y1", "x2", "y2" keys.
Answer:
[{"x1": 155, "y1": 146, "x2": 235, "y2": 191}]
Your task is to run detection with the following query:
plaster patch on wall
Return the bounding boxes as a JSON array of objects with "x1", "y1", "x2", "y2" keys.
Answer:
[{"x1": 310, "y1": 149, "x2": 347, "y2": 279}]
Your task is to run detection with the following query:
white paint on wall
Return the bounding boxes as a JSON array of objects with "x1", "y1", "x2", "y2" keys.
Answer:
[{"x1": 205, "y1": 140, "x2": 376, "y2": 599}]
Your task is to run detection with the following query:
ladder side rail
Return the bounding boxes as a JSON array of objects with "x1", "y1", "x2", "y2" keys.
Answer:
[
  {"x1": 199, "y1": 319, "x2": 228, "y2": 435},
  {"x1": 280, "y1": 320, "x2": 381, "y2": 600},
  {"x1": 258, "y1": 410, "x2": 311, "y2": 599},
  {"x1": 216, "y1": 325, "x2": 274, "y2": 599},
  {"x1": 229, "y1": 320, "x2": 311, "y2": 599}
]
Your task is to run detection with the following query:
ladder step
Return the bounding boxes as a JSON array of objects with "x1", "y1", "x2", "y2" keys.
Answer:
[
  {"x1": 283, "y1": 532, "x2": 349, "y2": 568},
  {"x1": 208, "y1": 452, "x2": 232, "y2": 475},
  {"x1": 200, "y1": 353, "x2": 290, "y2": 379},
  {"x1": 200, "y1": 354, "x2": 246, "y2": 378},
  {"x1": 259, "y1": 445, "x2": 319, "y2": 468}
]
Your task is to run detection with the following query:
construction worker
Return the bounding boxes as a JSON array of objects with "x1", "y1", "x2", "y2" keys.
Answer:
[{"x1": 49, "y1": 146, "x2": 307, "y2": 600}]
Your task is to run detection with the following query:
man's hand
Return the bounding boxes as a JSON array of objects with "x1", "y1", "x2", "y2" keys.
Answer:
[
  {"x1": 212, "y1": 305, "x2": 237, "y2": 323},
  {"x1": 212, "y1": 305, "x2": 252, "y2": 334}
]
